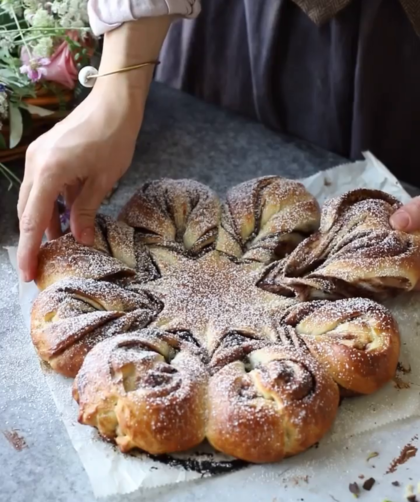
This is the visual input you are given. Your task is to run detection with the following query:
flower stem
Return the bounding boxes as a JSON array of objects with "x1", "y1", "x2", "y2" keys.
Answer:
[
  {"x1": 0, "y1": 163, "x2": 21, "y2": 190},
  {"x1": 10, "y1": 6, "x2": 31, "y2": 57},
  {"x1": 4, "y1": 27, "x2": 90, "y2": 33}
]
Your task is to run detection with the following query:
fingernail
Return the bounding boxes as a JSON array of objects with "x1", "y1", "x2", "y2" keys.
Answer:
[
  {"x1": 391, "y1": 210, "x2": 410, "y2": 231},
  {"x1": 80, "y1": 228, "x2": 94, "y2": 246}
]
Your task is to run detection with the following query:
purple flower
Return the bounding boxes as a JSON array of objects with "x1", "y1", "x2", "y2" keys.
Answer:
[
  {"x1": 20, "y1": 56, "x2": 51, "y2": 82},
  {"x1": 57, "y1": 196, "x2": 71, "y2": 233},
  {"x1": 60, "y1": 208, "x2": 71, "y2": 232}
]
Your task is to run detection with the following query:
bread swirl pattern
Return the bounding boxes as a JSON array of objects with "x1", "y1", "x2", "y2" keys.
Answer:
[
  {"x1": 31, "y1": 278, "x2": 161, "y2": 377},
  {"x1": 281, "y1": 298, "x2": 400, "y2": 395},
  {"x1": 119, "y1": 179, "x2": 221, "y2": 255},
  {"x1": 216, "y1": 176, "x2": 320, "y2": 263},
  {"x1": 73, "y1": 329, "x2": 208, "y2": 454},
  {"x1": 261, "y1": 190, "x2": 420, "y2": 300},
  {"x1": 30, "y1": 178, "x2": 420, "y2": 464}
]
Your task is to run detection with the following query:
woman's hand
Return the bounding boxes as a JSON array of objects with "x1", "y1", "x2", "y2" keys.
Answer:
[
  {"x1": 17, "y1": 81, "x2": 143, "y2": 282},
  {"x1": 390, "y1": 197, "x2": 420, "y2": 232},
  {"x1": 17, "y1": 15, "x2": 172, "y2": 283}
]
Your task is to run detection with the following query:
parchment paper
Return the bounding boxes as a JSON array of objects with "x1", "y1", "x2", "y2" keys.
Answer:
[{"x1": 7, "y1": 152, "x2": 420, "y2": 498}]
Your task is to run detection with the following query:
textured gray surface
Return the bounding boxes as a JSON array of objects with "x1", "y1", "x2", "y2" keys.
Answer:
[{"x1": 0, "y1": 83, "x2": 408, "y2": 502}]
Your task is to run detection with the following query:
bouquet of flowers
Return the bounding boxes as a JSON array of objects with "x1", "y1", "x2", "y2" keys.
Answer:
[{"x1": 0, "y1": 0, "x2": 96, "y2": 188}]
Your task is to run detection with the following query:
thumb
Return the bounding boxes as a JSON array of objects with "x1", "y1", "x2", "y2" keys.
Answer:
[
  {"x1": 70, "y1": 179, "x2": 108, "y2": 246},
  {"x1": 390, "y1": 197, "x2": 420, "y2": 232}
]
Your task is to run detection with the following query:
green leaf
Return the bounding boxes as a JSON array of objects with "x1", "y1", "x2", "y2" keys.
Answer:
[
  {"x1": 9, "y1": 105, "x2": 23, "y2": 149},
  {"x1": 24, "y1": 103, "x2": 55, "y2": 116}
]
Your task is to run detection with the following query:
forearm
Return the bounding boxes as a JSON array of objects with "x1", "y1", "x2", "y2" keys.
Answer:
[
  {"x1": 98, "y1": 16, "x2": 172, "y2": 89},
  {"x1": 93, "y1": 16, "x2": 173, "y2": 132},
  {"x1": 87, "y1": 0, "x2": 201, "y2": 120}
]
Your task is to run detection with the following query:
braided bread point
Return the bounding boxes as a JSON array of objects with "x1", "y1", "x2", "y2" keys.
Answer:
[
  {"x1": 119, "y1": 179, "x2": 221, "y2": 256},
  {"x1": 282, "y1": 298, "x2": 400, "y2": 394},
  {"x1": 73, "y1": 329, "x2": 208, "y2": 455},
  {"x1": 207, "y1": 345, "x2": 339, "y2": 463},
  {"x1": 31, "y1": 279, "x2": 160, "y2": 377},
  {"x1": 275, "y1": 189, "x2": 420, "y2": 300},
  {"x1": 36, "y1": 215, "x2": 159, "y2": 291},
  {"x1": 216, "y1": 176, "x2": 320, "y2": 263}
]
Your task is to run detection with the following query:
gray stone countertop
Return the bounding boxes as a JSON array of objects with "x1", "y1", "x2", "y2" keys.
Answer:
[{"x1": 0, "y1": 82, "x2": 375, "y2": 502}]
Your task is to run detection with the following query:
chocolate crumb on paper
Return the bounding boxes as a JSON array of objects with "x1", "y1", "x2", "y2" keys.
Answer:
[
  {"x1": 144, "y1": 452, "x2": 249, "y2": 477},
  {"x1": 349, "y1": 482, "x2": 360, "y2": 497},
  {"x1": 393, "y1": 376, "x2": 411, "y2": 389},
  {"x1": 362, "y1": 477, "x2": 376, "y2": 491},
  {"x1": 397, "y1": 362, "x2": 411, "y2": 374},
  {"x1": 2, "y1": 429, "x2": 27, "y2": 451},
  {"x1": 387, "y1": 439, "x2": 418, "y2": 474},
  {"x1": 405, "y1": 484, "x2": 416, "y2": 502}
]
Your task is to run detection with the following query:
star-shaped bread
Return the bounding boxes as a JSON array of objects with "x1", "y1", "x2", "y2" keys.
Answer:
[
  {"x1": 30, "y1": 177, "x2": 419, "y2": 463},
  {"x1": 144, "y1": 249, "x2": 297, "y2": 351}
]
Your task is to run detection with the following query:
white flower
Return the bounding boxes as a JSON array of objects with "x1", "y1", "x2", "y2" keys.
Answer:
[
  {"x1": 32, "y1": 36, "x2": 54, "y2": 57},
  {"x1": 31, "y1": 7, "x2": 55, "y2": 28},
  {"x1": 50, "y1": 0, "x2": 68, "y2": 17},
  {"x1": 0, "y1": 31, "x2": 15, "y2": 52},
  {"x1": 51, "y1": 0, "x2": 89, "y2": 26},
  {"x1": 24, "y1": 0, "x2": 48, "y2": 9}
]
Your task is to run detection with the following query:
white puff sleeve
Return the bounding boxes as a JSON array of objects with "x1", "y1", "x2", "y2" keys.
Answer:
[{"x1": 88, "y1": 0, "x2": 201, "y2": 36}]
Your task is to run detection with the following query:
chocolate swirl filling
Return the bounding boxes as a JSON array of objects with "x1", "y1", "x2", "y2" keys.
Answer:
[{"x1": 258, "y1": 189, "x2": 420, "y2": 301}]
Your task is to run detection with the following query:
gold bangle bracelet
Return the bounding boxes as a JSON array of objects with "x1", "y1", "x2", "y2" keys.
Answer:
[
  {"x1": 87, "y1": 61, "x2": 161, "y2": 81},
  {"x1": 78, "y1": 61, "x2": 161, "y2": 88}
]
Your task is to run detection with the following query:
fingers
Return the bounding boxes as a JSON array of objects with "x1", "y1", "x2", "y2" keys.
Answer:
[
  {"x1": 46, "y1": 201, "x2": 62, "y2": 241},
  {"x1": 70, "y1": 179, "x2": 108, "y2": 246},
  {"x1": 390, "y1": 197, "x2": 420, "y2": 232},
  {"x1": 18, "y1": 141, "x2": 38, "y2": 219},
  {"x1": 64, "y1": 184, "x2": 81, "y2": 210},
  {"x1": 18, "y1": 179, "x2": 60, "y2": 282}
]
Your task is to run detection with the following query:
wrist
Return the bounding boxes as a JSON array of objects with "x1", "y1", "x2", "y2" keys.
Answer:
[
  {"x1": 97, "y1": 16, "x2": 172, "y2": 90},
  {"x1": 85, "y1": 16, "x2": 172, "y2": 138}
]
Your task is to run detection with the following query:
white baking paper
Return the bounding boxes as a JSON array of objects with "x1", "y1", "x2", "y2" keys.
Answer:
[{"x1": 7, "y1": 151, "x2": 420, "y2": 498}]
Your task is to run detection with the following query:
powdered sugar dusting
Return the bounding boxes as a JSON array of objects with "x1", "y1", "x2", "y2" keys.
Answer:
[
  {"x1": 143, "y1": 251, "x2": 297, "y2": 351},
  {"x1": 276, "y1": 189, "x2": 420, "y2": 300},
  {"x1": 216, "y1": 176, "x2": 321, "y2": 263},
  {"x1": 118, "y1": 178, "x2": 221, "y2": 255},
  {"x1": 28, "y1": 179, "x2": 420, "y2": 467}
]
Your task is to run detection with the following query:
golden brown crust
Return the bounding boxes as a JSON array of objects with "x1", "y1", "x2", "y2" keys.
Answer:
[
  {"x1": 206, "y1": 345, "x2": 339, "y2": 463},
  {"x1": 73, "y1": 329, "x2": 208, "y2": 454},
  {"x1": 118, "y1": 179, "x2": 221, "y2": 255},
  {"x1": 31, "y1": 279, "x2": 160, "y2": 377},
  {"x1": 216, "y1": 176, "x2": 320, "y2": 263},
  {"x1": 261, "y1": 189, "x2": 420, "y2": 300},
  {"x1": 282, "y1": 298, "x2": 400, "y2": 394},
  {"x1": 35, "y1": 216, "x2": 160, "y2": 292},
  {"x1": 30, "y1": 179, "x2": 414, "y2": 463}
]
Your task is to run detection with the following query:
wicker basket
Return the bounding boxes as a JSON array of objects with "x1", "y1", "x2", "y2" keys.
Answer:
[{"x1": 0, "y1": 85, "x2": 75, "y2": 163}]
